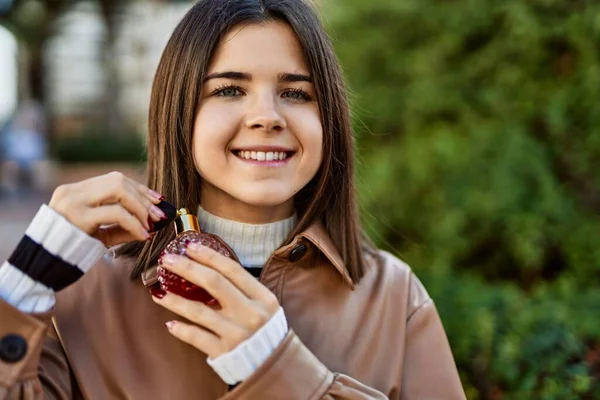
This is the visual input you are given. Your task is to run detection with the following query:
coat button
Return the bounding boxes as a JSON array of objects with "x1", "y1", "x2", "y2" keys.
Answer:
[
  {"x1": 0, "y1": 334, "x2": 27, "y2": 363},
  {"x1": 289, "y1": 243, "x2": 308, "y2": 262}
]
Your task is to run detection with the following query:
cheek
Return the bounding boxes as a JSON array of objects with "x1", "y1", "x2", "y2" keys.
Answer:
[
  {"x1": 293, "y1": 109, "x2": 324, "y2": 164},
  {"x1": 192, "y1": 105, "x2": 239, "y2": 165}
]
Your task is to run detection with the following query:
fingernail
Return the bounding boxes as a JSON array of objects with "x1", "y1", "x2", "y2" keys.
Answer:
[
  {"x1": 150, "y1": 286, "x2": 166, "y2": 299},
  {"x1": 206, "y1": 298, "x2": 219, "y2": 307},
  {"x1": 162, "y1": 254, "x2": 177, "y2": 265},
  {"x1": 149, "y1": 189, "x2": 165, "y2": 201},
  {"x1": 150, "y1": 205, "x2": 167, "y2": 219},
  {"x1": 186, "y1": 242, "x2": 202, "y2": 252},
  {"x1": 143, "y1": 230, "x2": 151, "y2": 240},
  {"x1": 165, "y1": 321, "x2": 175, "y2": 330}
]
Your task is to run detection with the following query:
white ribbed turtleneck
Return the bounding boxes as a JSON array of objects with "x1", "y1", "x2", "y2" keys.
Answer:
[{"x1": 197, "y1": 205, "x2": 297, "y2": 270}]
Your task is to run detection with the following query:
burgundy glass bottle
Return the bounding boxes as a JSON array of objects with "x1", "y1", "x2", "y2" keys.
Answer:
[{"x1": 153, "y1": 208, "x2": 238, "y2": 304}]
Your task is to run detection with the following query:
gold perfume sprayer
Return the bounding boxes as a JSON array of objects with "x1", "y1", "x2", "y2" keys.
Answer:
[{"x1": 174, "y1": 208, "x2": 200, "y2": 234}]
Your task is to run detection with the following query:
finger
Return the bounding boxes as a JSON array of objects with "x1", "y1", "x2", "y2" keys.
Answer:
[
  {"x1": 152, "y1": 293, "x2": 239, "y2": 337},
  {"x1": 79, "y1": 173, "x2": 152, "y2": 228},
  {"x1": 134, "y1": 182, "x2": 165, "y2": 205},
  {"x1": 161, "y1": 255, "x2": 251, "y2": 310},
  {"x1": 137, "y1": 187, "x2": 168, "y2": 225},
  {"x1": 127, "y1": 181, "x2": 171, "y2": 226},
  {"x1": 125, "y1": 180, "x2": 166, "y2": 223},
  {"x1": 185, "y1": 243, "x2": 268, "y2": 301},
  {"x1": 164, "y1": 320, "x2": 222, "y2": 359},
  {"x1": 86, "y1": 204, "x2": 150, "y2": 242},
  {"x1": 81, "y1": 171, "x2": 134, "y2": 205},
  {"x1": 95, "y1": 173, "x2": 158, "y2": 230},
  {"x1": 97, "y1": 225, "x2": 155, "y2": 247}
]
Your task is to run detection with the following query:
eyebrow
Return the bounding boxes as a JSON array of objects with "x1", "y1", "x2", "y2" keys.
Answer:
[
  {"x1": 203, "y1": 71, "x2": 312, "y2": 83},
  {"x1": 279, "y1": 73, "x2": 312, "y2": 83}
]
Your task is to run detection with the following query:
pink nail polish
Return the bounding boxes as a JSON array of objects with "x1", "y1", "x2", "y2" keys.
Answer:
[
  {"x1": 151, "y1": 205, "x2": 167, "y2": 219},
  {"x1": 165, "y1": 321, "x2": 175, "y2": 330},
  {"x1": 149, "y1": 189, "x2": 165, "y2": 201},
  {"x1": 186, "y1": 242, "x2": 201, "y2": 252},
  {"x1": 150, "y1": 286, "x2": 166, "y2": 299},
  {"x1": 162, "y1": 254, "x2": 177, "y2": 265}
]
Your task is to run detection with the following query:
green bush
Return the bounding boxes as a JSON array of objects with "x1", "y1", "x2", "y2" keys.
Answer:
[
  {"x1": 54, "y1": 132, "x2": 146, "y2": 164},
  {"x1": 425, "y1": 272, "x2": 600, "y2": 399},
  {"x1": 324, "y1": 0, "x2": 600, "y2": 398}
]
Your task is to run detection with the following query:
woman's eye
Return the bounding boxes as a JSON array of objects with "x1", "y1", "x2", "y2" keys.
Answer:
[
  {"x1": 215, "y1": 86, "x2": 243, "y2": 97},
  {"x1": 282, "y1": 89, "x2": 313, "y2": 102}
]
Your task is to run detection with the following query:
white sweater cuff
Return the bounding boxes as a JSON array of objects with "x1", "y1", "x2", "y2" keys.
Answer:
[
  {"x1": 26, "y1": 204, "x2": 107, "y2": 272},
  {"x1": 207, "y1": 306, "x2": 288, "y2": 385},
  {"x1": 0, "y1": 204, "x2": 107, "y2": 312}
]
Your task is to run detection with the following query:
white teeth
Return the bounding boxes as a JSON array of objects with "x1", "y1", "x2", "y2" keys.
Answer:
[{"x1": 236, "y1": 150, "x2": 290, "y2": 161}]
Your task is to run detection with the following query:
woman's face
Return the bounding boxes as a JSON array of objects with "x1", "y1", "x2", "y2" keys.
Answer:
[{"x1": 193, "y1": 21, "x2": 323, "y2": 223}]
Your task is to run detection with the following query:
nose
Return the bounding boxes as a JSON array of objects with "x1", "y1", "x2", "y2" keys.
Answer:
[{"x1": 244, "y1": 94, "x2": 287, "y2": 133}]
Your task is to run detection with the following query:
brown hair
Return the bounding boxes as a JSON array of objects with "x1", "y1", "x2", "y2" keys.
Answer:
[{"x1": 118, "y1": 0, "x2": 373, "y2": 284}]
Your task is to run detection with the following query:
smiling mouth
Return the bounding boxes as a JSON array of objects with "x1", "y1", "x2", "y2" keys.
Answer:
[{"x1": 233, "y1": 150, "x2": 294, "y2": 161}]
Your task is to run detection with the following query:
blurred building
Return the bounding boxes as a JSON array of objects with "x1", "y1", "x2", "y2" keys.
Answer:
[
  {"x1": 44, "y1": 0, "x2": 193, "y2": 137},
  {"x1": 0, "y1": 25, "x2": 17, "y2": 127}
]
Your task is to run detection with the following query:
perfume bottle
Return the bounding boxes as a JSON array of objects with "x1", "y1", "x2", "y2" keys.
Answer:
[{"x1": 154, "y1": 208, "x2": 239, "y2": 304}]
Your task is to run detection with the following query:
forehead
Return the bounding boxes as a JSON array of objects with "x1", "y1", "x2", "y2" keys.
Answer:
[{"x1": 208, "y1": 21, "x2": 309, "y2": 74}]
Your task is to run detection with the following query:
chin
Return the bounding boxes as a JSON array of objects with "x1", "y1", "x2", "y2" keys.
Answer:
[{"x1": 233, "y1": 187, "x2": 294, "y2": 208}]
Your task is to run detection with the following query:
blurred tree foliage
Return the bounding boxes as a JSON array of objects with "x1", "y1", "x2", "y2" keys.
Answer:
[
  {"x1": 54, "y1": 130, "x2": 146, "y2": 164},
  {"x1": 325, "y1": 0, "x2": 600, "y2": 398}
]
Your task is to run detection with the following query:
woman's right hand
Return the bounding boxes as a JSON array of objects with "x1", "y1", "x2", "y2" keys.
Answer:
[{"x1": 48, "y1": 171, "x2": 166, "y2": 248}]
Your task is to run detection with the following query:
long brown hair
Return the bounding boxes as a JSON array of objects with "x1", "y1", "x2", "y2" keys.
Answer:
[{"x1": 118, "y1": 0, "x2": 372, "y2": 284}]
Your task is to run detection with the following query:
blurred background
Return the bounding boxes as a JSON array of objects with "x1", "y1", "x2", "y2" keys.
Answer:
[{"x1": 0, "y1": 0, "x2": 599, "y2": 398}]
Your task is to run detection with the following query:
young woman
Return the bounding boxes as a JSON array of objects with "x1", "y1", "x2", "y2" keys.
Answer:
[{"x1": 0, "y1": 1, "x2": 465, "y2": 398}]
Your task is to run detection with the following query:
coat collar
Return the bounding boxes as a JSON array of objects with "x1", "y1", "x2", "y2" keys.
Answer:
[
  {"x1": 291, "y1": 220, "x2": 355, "y2": 289},
  {"x1": 142, "y1": 219, "x2": 355, "y2": 289}
]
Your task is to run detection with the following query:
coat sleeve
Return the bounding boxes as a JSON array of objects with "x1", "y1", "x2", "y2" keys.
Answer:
[
  {"x1": 219, "y1": 330, "x2": 388, "y2": 400},
  {"x1": 0, "y1": 299, "x2": 72, "y2": 400},
  {"x1": 400, "y1": 301, "x2": 465, "y2": 399},
  {"x1": 399, "y1": 273, "x2": 465, "y2": 400}
]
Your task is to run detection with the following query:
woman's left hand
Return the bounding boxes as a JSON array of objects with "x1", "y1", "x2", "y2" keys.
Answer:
[{"x1": 152, "y1": 243, "x2": 281, "y2": 359}]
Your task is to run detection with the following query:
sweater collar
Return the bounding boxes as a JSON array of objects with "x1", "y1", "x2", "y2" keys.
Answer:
[{"x1": 196, "y1": 205, "x2": 297, "y2": 268}]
